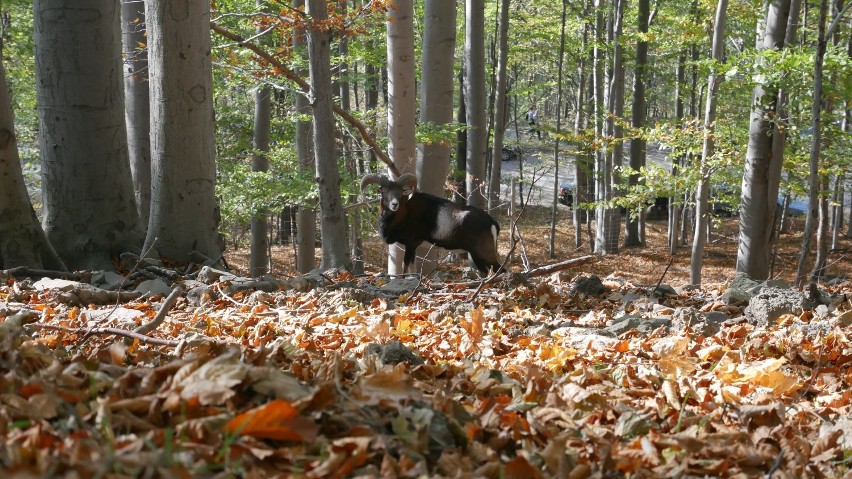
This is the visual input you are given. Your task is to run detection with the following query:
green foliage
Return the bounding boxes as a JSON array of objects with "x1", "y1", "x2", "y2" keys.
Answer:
[{"x1": 3, "y1": 0, "x2": 38, "y2": 159}]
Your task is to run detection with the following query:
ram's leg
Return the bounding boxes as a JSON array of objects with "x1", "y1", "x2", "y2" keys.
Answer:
[{"x1": 403, "y1": 245, "x2": 418, "y2": 274}]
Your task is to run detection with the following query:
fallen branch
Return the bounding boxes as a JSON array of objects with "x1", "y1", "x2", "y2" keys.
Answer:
[
  {"x1": 521, "y1": 255, "x2": 597, "y2": 279},
  {"x1": 1, "y1": 267, "x2": 82, "y2": 281},
  {"x1": 26, "y1": 323, "x2": 180, "y2": 347},
  {"x1": 133, "y1": 284, "x2": 186, "y2": 337},
  {"x1": 210, "y1": 22, "x2": 400, "y2": 177}
]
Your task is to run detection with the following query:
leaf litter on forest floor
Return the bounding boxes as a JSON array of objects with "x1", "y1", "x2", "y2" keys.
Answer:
[{"x1": 1, "y1": 260, "x2": 852, "y2": 477}]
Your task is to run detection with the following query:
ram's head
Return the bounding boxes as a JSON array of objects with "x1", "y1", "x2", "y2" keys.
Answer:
[{"x1": 360, "y1": 174, "x2": 418, "y2": 212}]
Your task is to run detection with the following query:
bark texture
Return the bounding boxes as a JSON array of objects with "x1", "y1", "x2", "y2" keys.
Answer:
[
  {"x1": 121, "y1": 0, "x2": 152, "y2": 226},
  {"x1": 35, "y1": 0, "x2": 143, "y2": 270},
  {"x1": 0, "y1": 54, "x2": 65, "y2": 270},
  {"x1": 464, "y1": 0, "x2": 487, "y2": 210},
  {"x1": 385, "y1": 0, "x2": 416, "y2": 275},
  {"x1": 307, "y1": 0, "x2": 350, "y2": 270},
  {"x1": 736, "y1": 0, "x2": 791, "y2": 279},
  {"x1": 144, "y1": 0, "x2": 222, "y2": 263}
]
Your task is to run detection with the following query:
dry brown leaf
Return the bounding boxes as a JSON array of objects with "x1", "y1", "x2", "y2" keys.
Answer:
[{"x1": 225, "y1": 399, "x2": 318, "y2": 442}]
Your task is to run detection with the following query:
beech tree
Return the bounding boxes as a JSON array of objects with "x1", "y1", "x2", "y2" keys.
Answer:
[
  {"x1": 385, "y1": 0, "x2": 416, "y2": 275},
  {"x1": 249, "y1": 0, "x2": 272, "y2": 277},
  {"x1": 294, "y1": 0, "x2": 316, "y2": 274},
  {"x1": 306, "y1": 0, "x2": 350, "y2": 270},
  {"x1": 0, "y1": 47, "x2": 64, "y2": 270},
  {"x1": 35, "y1": 0, "x2": 144, "y2": 270},
  {"x1": 487, "y1": 0, "x2": 509, "y2": 211},
  {"x1": 415, "y1": 0, "x2": 456, "y2": 274},
  {"x1": 464, "y1": 0, "x2": 487, "y2": 210},
  {"x1": 121, "y1": 0, "x2": 152, "y2": 225},
  {"x1": 690, "y1": 0, "x2": 728, "y2": 286},
  {"x1": 144, "y1": 0, "x2": 222, "y2": 263},
  {"x1": 736, "y1": 0, "x2": 792, "y2": 280}
]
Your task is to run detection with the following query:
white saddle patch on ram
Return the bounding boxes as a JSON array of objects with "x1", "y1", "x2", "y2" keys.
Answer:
[{"x1": 432, "y1": 209, "x2": 469, "y2": 240}]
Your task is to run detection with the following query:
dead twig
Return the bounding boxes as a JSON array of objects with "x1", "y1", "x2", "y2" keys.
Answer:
[
  {"x1": 27, "y1": 323, "x2": 180, "y2": 347},
  {"x1": 1, "y1": 267, "x2": 83, "y2": 281}
]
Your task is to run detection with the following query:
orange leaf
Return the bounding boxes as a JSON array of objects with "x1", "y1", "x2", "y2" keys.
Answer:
[
  {"x1": 505, "y1": 455, "x2": 544, "y2": 479},
  {"x1": 225, "y1": 399, "x2": 319, "y2": 442}
]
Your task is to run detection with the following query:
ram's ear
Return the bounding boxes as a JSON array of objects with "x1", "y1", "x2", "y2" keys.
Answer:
[{"x1": 396, "y1": 174, "x2": 418, "y2": 194}]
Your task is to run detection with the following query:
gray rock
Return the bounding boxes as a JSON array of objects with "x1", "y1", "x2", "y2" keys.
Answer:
[
  {"x1": 722, "y1": 274, "x2": 763, "y2": 304},
  {"x1": 570, "y1": 274, "x2": 607, "y2": 298},
  {"x1": 744, "y1": 287, "x2": 813, "y2": 326},
  {"x1": 90, "y1": 271, "x2": 126, "y2": 290},
  {"x1": 380, "y1": 277, "x2": 421, "y2": 295},
  {"x1": 650, "y1": 284, "x2": 678, "y2": 297},
  {"x1": 134, "y1": 278, "x2": 172, "y2": 297},
  {"x1": 365, "y1": 340, "x2": 425, "y2": 365},
  {"x1": 670, "y1": 308, "x2": 728, "y2": 336},
  {"x1": 605, "y1": 315, "x2": 670, "y2": 336}
]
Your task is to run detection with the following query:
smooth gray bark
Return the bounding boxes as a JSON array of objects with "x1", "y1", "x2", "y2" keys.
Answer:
[
  {"x1": 549, "y1": 0, "x2": 568, "y2": 259},
  {"x1": 593, "y1": 0, "x2": 619, "y2": 255},
  {"x1": 736, "y1": 0, "x2": 791, "y2": 279},
  {"x1": 464, "y1": 0, "x2": 487, "y2": 210},
  {"x1": 573, "y1": 25, "x2": 591, "y2": 251},
  {"x1": 294, "y1": 0, "x2": 316, "y2": 274},
  {"x1": 690, "y1": 0, "x2": 728, "y2": 286},
  {"x1": 307, "y1": 0, "x2": 350, "y2": 270},
  {"x1": 797, "y1": 0, "x2": 828, "y2": 284},
  {"x1": 249, "y1": 85, "x2": 272, "y2": 277},
  {"x1": 415, "y1": 0, "x2": 456, "y2": 274},
  {"x1": 35, "y1": 0, "x2": 144, "y2": 270},
  {"x1": 0, "y1": 50, "x2": 65, "y2": 270},
  {"x1": 488, "y1": 0, "x2": 509, "y2": 211},
  {"x1": 249, "y1": 0, "x2": 271, "y2": 277},
  {"x1": 144, "y1": 0, "x2": 221, "y2": 264},
  {"x1": 625, "y1": 0, "x2": 649, "y2": 247},
  {"x1": 121, "y1": 0, "x2": 152, "y2": 226},
  {"x1": 385, "y1": 0, "x2": 416, "y2": 275}
]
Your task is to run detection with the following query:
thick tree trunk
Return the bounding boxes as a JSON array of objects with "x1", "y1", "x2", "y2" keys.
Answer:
[
  {"x1": 464, "y1": 0, "x2": 487, "y2": 210},
  {"x1": 0, "y1": 51, "x2": 65, "y2": 270},
  {"x1": 737, "y1": 0, "x2": 791, "y2": 279},
  {"x1": 416, "y1": 0, "x2": 456, "y2": 274},
  {"x1": 144, "y1": 0, "x2": 221, "y2": 264},
  {"x1": 294, "y1": 0, "x2": 316, "y2": 274},
  {"x1": 385, "y1": 0, "x2": 416, "y2": 275},
  {"x1": 35, "y1": 0, "x2": 144, "y2": 270},
  {"x1": 690, "y1": 0, "x2": 728, "y2": 286},
  {"x1": 488, "y1": 0, "x2": 509, "y2": 211},
  {"x1": 121, "y1": 0, "x2": 151, "y2": 226},
  {"x1": 306, "y1": 0, "x2": 350, "y2": 270}
]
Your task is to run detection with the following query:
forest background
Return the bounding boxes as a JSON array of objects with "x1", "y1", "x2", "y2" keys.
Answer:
[{"x1": 1, "y1": 0, "x2": 852, "y2": 477}]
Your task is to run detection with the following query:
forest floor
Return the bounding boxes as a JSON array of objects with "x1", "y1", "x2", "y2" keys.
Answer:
[{"x1": 3, "y1": 199, "x2": 852, "y2": 476}]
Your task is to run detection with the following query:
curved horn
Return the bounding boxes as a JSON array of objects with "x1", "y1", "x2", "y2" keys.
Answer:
[
  {"x1": 359, "y1": 174, "x2": 387, "y2": 201},
  {"x1": 396, "y1": 174, "x2": 418, "y2": 191}
]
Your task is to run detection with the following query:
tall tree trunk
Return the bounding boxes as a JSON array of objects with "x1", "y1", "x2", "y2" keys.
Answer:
[
  {"x1": 549, "y1": 0, "x2": 568, "y2": 259},
  {"x1": 249, "y1": 87, "x2": 272, "y2": 276},
  {"x1": 307, "y1": 0, "x2": 350, "y2": 270},
  {"x1": 250, "y1": 0, "x2": 271, "y2": 277},
  {"x1": 465, "y1": 0, "x2": 488, "y2": 210},
  {"x1": 488, "y1": 0, "x2": 509, "y2": 211},
  {"x1": 455, "y1": 65, "x2": 467, "y2": 202},
  {"x1": 690, "y1": 0, "x2": 729, "y2": 286},
  {"x1": 625, "y1": 0, "x2": 650, "y2": 247},
  {"x1": 385, "y1": 0, "x2": 416, "y2": 275},
  {"x1": 669, "y1": 50, "x2": 686, "y2": 254},
  {"x1": 798, "y1": 0, "x2": 828, "y2": 284},
  {"x1": 0, "y1": 46, "x2": 65, "y2": 270},
  {"x1": 36, "y1": 0, "x2": 144, "y2": 270},
  {"x1": 736, "y1": 0, "x2": 792, "y2": 279},
  {"x1": 294, "y1": 0, "x2": 316, "y2": 274},
  {"x1": 416, "y1": 0, "x2": 456, "y2": 274},
  {"x1": 593, "y1": 0, "x2": 618, "y2": 254},
  {"x1": 121, "y1": 0, "x2": 151, "y2": 226},
  {"x1": 609, "y1": 0, "x2": 625, "y2": 247},
  {"x1": 573, "y1": 24, "x2": 591, "y2": 251}
]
